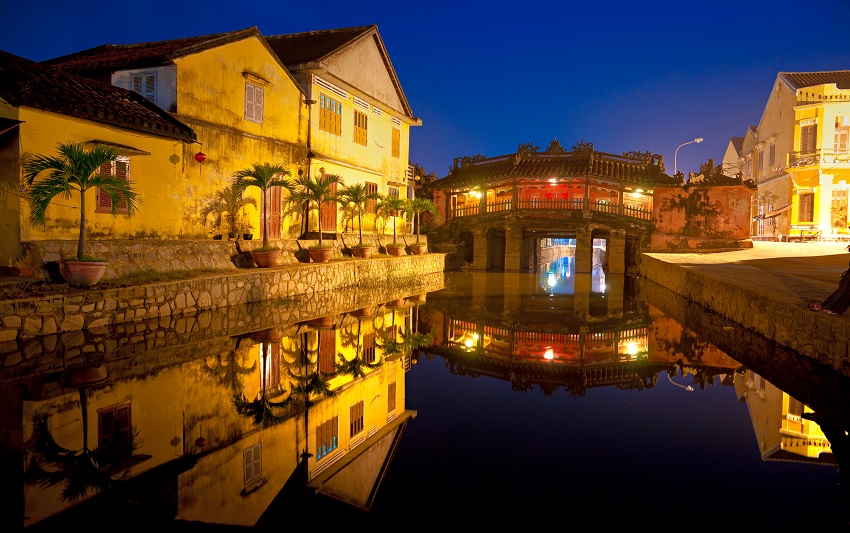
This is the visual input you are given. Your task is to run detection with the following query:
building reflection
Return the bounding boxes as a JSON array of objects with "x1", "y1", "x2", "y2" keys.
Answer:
[
  {"x1": 422, "y1": 261, "x2": 741, "y2": 397},
  {"x1": 8, "y1": 289, "x2": 434, "y2": 529}
]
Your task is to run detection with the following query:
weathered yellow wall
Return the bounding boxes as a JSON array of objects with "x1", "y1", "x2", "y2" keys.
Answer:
[
  {"x1": 16, "y1": 108, "x2": 195, "y2": 245},
  {"x1": 172, "y1": 38, "x2": 308, "y2": 239}
]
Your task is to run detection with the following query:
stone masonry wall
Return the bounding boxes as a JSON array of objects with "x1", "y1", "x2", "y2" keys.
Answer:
[{"x1": 0, "y1": 253, "x2": 446, "y2": 343}]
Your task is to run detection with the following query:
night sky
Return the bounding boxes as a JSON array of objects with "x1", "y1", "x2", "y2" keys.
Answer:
[{"x1": 3, "y1": 0, "x2": 850, "y2": 179}]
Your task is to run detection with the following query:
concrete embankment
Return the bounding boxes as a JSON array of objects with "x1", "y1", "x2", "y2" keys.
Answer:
[{"x1": 638, "y1": 242, "x2": 850, "y2": 377}]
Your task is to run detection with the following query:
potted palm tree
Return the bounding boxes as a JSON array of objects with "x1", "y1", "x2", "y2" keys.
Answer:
[
  {"x1": 21, "y1": 141, "x2": 140, "y2": 285},
  {"x1": 289, "y1": 170, "x2": 343, "y2": 263},
  {"x1": 377, "y1": 194, "x2": 407, "y2": 256},
  {"x1": 232, "y1": 162, "x2": 291, "y2": 267},
  {"x1": 336, "y1": 182, "x2": 380, "y2": 259},
  {"x1": 404, "y1": 197, "x2": 439, "y2": 255},
  {"x1": 199, "y1": 184, "x2": 257, "y2": 240}
]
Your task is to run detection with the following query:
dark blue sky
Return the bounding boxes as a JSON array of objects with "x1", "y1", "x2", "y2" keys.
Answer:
[{"x1": 4, "y1": 0, "x2": 850, "y2": 178}]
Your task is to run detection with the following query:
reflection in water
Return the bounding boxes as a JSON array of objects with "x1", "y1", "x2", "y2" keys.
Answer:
[{"x1": 3, "y1": 267, "x2": 850, "y2": 527}]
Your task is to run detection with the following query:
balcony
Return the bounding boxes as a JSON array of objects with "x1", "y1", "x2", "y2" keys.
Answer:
[{"x1": 788, "y1": 149, "x2": 850, "y2": 168}]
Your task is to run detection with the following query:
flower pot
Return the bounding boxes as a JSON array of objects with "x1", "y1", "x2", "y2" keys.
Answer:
[
  {"x1": 212, "y1": 234, "x2": 223, "y2": 240},
  {"x1": 351, "y1": 245, "x2": 373, "y2": 259},
  {"x1": 308, "y1": 316, "x2": 335, "y2": 328},
  {"x1": 308, "y1": 247, "x2": 333, "y2": 263},
  {"x1": 250, "y1": 249, "x2": 282, "y2": 268},
  {"x1": 409, "y1": 243, "x2": 427, "y2": 255},
  {"x1": 250, "y1": 327, "x2": 281, "y2": 342},
  {"x1": 58, "y1": 260, "x2": 108, "y2": 286},
  {"x1": 242, "y1": 233, "x2": 253, "y2": 240},
  {"x1": 386, "y1": 244, "x2": 406, "y2": 257}
]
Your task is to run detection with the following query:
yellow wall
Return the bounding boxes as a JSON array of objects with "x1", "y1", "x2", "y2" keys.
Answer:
[
  {"x1": 16, "y1": 108, "x2": 195, "y2": 245},
  {"x1": 171, "y1": 37, "x2": 308, "y2": 239}
]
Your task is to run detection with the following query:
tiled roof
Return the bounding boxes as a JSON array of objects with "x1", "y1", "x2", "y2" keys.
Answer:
[
  {"x1": 0, "y1": 49, "x2": 196, "y2": 142},
  {"x1": 432, "y1": 151, "x2": 680, "y2": 190},
  {"x1": 42, "y1": 27, "x2": 261, "y2": 77},
  {"x1": 265, "y1": 25, "x2": 375, "y2": 65},
  {"x1": 779, "y1": 71, "x2": 850, "y2": 90}
]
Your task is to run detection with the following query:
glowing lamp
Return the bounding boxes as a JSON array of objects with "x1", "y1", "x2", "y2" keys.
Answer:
[{"x1": 544, "y1": 348, "x2": 554, "y2": 360}]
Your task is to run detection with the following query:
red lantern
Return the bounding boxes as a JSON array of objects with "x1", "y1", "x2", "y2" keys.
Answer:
[{"x1": 194, "y1": 151, "x2": 207, "y2": 163}]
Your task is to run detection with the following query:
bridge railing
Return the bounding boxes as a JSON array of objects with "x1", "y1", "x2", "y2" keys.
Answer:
[{"x1": 451, "y1": 198, "x2": 651, "y2": 221}]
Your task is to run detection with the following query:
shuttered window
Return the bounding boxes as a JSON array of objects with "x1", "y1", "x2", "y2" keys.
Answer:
[
  {"x1": 316, "y1": 416, "x2": 338, "y2": 460},
  {"x1": 319, "y1": 93, "x2": 342, "y2": 135},
  {"x1": 366, "y1": 182, "x2": 378, "y2": 214},
  {"x1": 245, "y1": 82, "x2": 264, "y2": 124},
  {"x1": 350, "y1": 400, "x2": 364, "y2": 437},
  {"x1": 835, "y1": 116, "x2": 849, "y2": 153},
  {"x1": 391, "y1": 127, "x2": 400, "y2": 158},
  {"x1": 319, "y1": 329, "x2": 336, "y2": 374},
  {"x1": 98, "y1": 402, "x2": 132, "y2": 455},
  {"x1": 96, "y1": 157, "x2": 130, "y2": 214},
  {"x1": 798, "y1": 192, "x2": 814, "y2": 222},
  {"x1": 354, "y1": 110, "x2": 368, "y2": 146},
  {"x1": 132, "y1": 73, "x2": 156, "y2": 103},
  {"x1": 363, "y1": 332, "x2": 376, "y2": 363},
  {"x1": 387, "y1": 381, "x2": 397, "y2": 413},
  {"x1": 243, "y1": 443, "x2": 262, "y2": 487},
  {"x1": 801, "y1": 124, "x2": 816, "y2": 154}
]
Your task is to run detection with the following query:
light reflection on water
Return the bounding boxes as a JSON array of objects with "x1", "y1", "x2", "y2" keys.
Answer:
[{"x1": 8, "y1": 261, "x2": 850, "y2": 529}]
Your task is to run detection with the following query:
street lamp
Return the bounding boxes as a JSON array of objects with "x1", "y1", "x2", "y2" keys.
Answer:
[
  {"x1": 674, "y1": 137, "x2": 703, "y2": 177},
  {"x1": 667, "y1": 372, "x2": 694, "y2": 392}
]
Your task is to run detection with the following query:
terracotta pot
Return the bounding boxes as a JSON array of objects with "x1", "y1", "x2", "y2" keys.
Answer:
[
  {"x1": 386, "y1": 298, "x2": 406, "y2": 307},
  {"x1": 59, "y1": 260, "x2": 108, "y2": 286},
  {"x1": 250, "y1": 327, "x2": 281, "y2": 342},
  {"x1": 350, "y1": 245, "x2": 372, "y2": 259},
  {"x1": 351, "y1": 307, "x2": 374, "y2": 317},
  {"x1": 386, "y1": 244, "x2": 406, "y2": 257},
  {"x1": 409, "y1": 243, "x2": 427, "y2": 255},
  {"x1": 60, "y1": 363, "x2": 108, "y2": 388},
  {"x1": 251, "y1": 249, "x2": 282, "y2": 268},
  {"x1": 308, "y1": 247, "x2": 333, "y2": 263},
  {"x1": 308, "y1": 316, "x2": 335, "y2": 328}
]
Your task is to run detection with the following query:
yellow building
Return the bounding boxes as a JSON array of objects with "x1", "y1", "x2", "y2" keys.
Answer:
[
  {"x1": 0, "y1": 49, "x2": 196, "y2": 270},
  {"x1": 734, "y1": 71, "x2": 850, "y2": 241},
  {"x1": 44, "y1": 27, "x2": 309, "y2": 241},
  {"x1": 267, "y1": 25, "x2": 422, "y2": 236}
]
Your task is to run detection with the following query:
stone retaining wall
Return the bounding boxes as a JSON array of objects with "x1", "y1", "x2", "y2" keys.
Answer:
[
  {"x1": 639, "y1": 254, "x2": 850, "y2": 377},
  {"x1": 17, "y1": 234, "x2": 429, "y2": 280},
  {"x1": 0, "y1": 253, "x2": 446, "y2": 343}
]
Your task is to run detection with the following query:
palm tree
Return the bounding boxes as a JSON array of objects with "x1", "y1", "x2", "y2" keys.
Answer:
[
  {"x1": 377, "y1": 194, "x2": 406, "y2": 246},
  {"x1": 335, "y1": 182, "x2": 380, "y2": 247},
  {"x1": 404, "y1": 197, "x2": 439, "y2": 244},
  {"x1": 232, "y1": 162, "x2": 291, "y2": 250},
  {"x1": 22, "y1": 141, "x2": 141, "y2": 261},
  {"x1": 289, "y1": 171, "x2": 343, "y2": 248},
  {"x1": 199, "y1": 184, "x2": 257, "y2": 238}
]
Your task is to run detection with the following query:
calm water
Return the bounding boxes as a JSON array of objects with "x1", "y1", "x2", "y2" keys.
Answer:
[{"x1": 9, "y1": 257, "x2": 850, "y2": 530}]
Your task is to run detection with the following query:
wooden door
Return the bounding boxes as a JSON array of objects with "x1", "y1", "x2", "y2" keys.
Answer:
[
  {"x1": 320, "y1": 181, "x2": 337, "y2": 232},
  {"x1": 263, "y1": 186, "x2": 281, "y2": 239}
]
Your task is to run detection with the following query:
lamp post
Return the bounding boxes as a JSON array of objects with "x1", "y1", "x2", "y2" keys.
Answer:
[
  {"x1": 674, "y1": 137, "x2": 703, "y2": 177},
  {"x1": 667, "y1": 372, "x2": 694, "y2": 392}
]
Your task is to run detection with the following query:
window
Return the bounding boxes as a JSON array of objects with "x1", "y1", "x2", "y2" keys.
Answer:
[
  {"x1": 354, "y1": 110, "x2": 368, "y2": 146},
  {"x1": 319, "y1": 329, "x2": 336, "y2": 375},
  {"x1": 132, "y1": 73, "x2": 156, "y2": 103},
  {"x1": 243, "y1": 442, "x2": 263, "y2": 488},
  {"x1": 769, "y1": 144, "x2": 775, "y2": 166},
  {"x1": 96, "y1": 157, "x2": 130, "y2": 214},
  {"x1": 788, "y1": 397, "x2": 804, "y2": 418},
  {"x1": 392, "y1": 127, "x2": 400, "y2": 158},
  {"x1": 363, "y1": 332, "x2": 376, "y2": 363},
  {"x1": 801, "y1": 124, "x2": 816, "y2": 153},
  {"x1": 245, "y1": 82, "x2": 264, "y2": 124},
  {"x1": 757, "y1": 149, "x2": 763, "y2": 172},
  {"x1": 320, "y1": 93, "x2": 342, "y2": 135},
  {"x1": 835, "y1": 116, "x2": 849, "y2": 153},
  {"x1": 350, "y1": 401, "x2": 364, "y2": 437},
  {"x1": 798, "y1": 192, "x2": 814, "y2": 222},
  {"x1": 388, "y1": 186, "x2": 399, "y2": 199},
  {"x1": 366, "y1": 182, "x2": 378, "y2": 214},
  {"x1": 387, "y1": 381, "x2": 397, "y2": 413},
  {"x1": 98, "y1": 402, "x2": 132, "y2": 456},
  {"x1": 745, "y1": 156, "x2": 752, "y2": 177},
  {"x1": 316, "y1": 416, "x2": 338, "y2": 460}
]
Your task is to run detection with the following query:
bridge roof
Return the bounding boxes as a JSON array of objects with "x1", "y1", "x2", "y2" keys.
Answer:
[{"x1": 432, "y1": 150, "x2": 681, "y2": 190}]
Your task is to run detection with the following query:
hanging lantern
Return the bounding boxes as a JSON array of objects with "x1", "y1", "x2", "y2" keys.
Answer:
[{"x1": 194, "y1": 151, "x2": 207, "y2": 163}]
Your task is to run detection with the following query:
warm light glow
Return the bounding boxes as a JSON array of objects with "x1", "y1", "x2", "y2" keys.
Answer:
[
  {"x1": 627, "y1": 341, "x2": 638, "y2": 355},
  {"x1": 471, "y1": 190, "x2": 482, "y2": 199},
  {"x1": 473, "y1": 332, "x2": 479, "y2": 341},
  {"x1": 464, "y1": 338, "x2": 474, "y2": 348},
  {"x1": 631, "y1": 191, "x2": 642, "y2": 198},
  {"x1": 547, "y1": 273, "x2": 557, "y2": 287},
  {"x1": 543, "y1": 348, "x2": 554, "y2": 360},
  {"x1": 549, "y1": 178, "x2": 557, "y2": 184}
]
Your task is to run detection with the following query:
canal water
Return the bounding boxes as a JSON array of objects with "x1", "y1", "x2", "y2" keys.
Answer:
[{"x1": 9, "y1": 256, "x2": 850, "y2": 530}]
